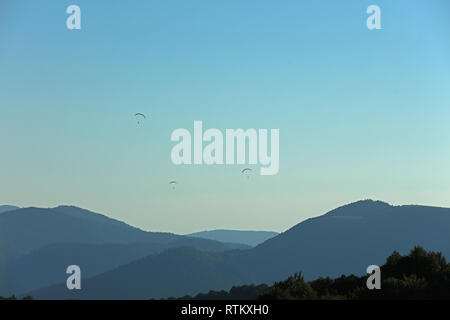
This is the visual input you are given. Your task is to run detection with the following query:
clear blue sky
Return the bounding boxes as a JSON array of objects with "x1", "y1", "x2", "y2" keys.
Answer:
[{"x1": 1, "y1": 0, "x2": 449, "y2": 233}]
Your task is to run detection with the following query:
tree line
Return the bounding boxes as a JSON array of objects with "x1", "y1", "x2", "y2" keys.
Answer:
[{"x1": 175, "y1": 246, "x2": 450, "y2": 300}]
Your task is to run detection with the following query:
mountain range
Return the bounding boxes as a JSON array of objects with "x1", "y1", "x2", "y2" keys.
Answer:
[{"x1": 6, "y1": 199, "x2": 449, "y2": 299}]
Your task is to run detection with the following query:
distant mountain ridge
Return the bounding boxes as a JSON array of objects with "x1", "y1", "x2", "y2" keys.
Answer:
[
  {"x1": 0, "y1": 205, "x2": 19, "y2": 214},
  {"x1": 27, "y1": 200, "x2": 450, "y2": 299},
  {"x1": 187, "y1": 230, "x2": 278, "y2": 247}
]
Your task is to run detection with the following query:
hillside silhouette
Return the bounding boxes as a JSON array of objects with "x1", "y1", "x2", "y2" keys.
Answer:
[
  {"x1": 26, "y1": 200, "x2": 450, "y2": 299},
  {"x1": 0, "y1": 206, "x2": 249, "y2": 296}
]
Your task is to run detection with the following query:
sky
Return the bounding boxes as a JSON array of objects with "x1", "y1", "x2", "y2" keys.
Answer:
[{"x1": 1, "y1": 0, "x2": 450, "y2": 234}]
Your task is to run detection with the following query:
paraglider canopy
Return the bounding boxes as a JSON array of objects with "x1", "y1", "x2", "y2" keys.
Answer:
[
  {"x1": 135, "y1": 113, "x2": 146, "y2": 124},
  {"x1": 241, "y1": 168, "x2": 253, "y2": 179}
]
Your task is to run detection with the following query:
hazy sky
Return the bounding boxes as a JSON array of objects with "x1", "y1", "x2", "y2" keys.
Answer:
[{"x1": 1, "y1": 0, "x2": 450, "y2": 234}]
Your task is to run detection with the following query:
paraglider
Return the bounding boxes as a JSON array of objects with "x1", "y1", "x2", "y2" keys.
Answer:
[
  {"x1": 241, "y1": 168, "x2": 253, "y2": 179},
  {"x1": 135, "y1": 113, "x2": 146, "y2": 124},
  {"x1": 169, "y1": 181, "x2": 177, "y2": 189}
]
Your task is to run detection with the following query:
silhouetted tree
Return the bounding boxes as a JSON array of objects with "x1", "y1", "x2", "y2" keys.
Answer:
[{"x1": 259, "y1": 273, "x2": 316, "y2": 300}]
